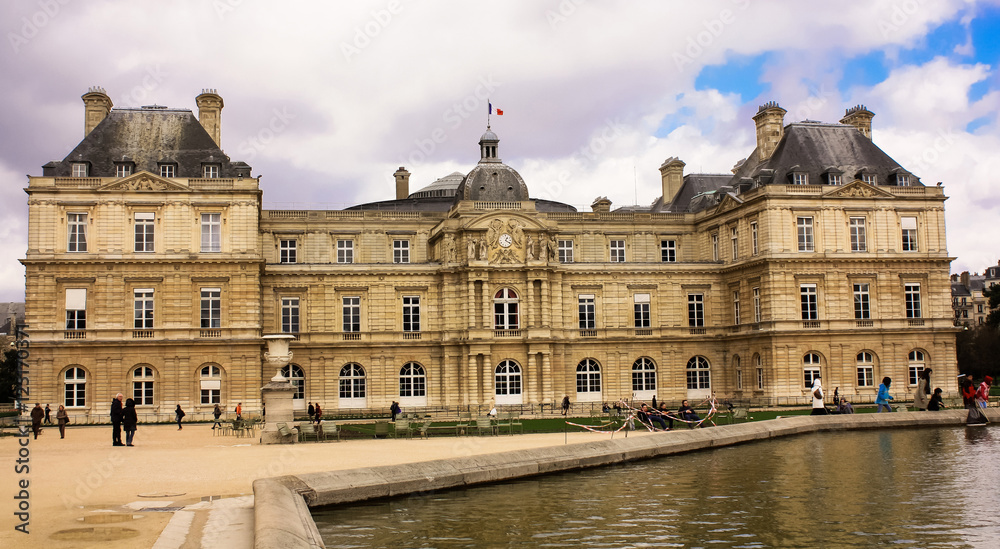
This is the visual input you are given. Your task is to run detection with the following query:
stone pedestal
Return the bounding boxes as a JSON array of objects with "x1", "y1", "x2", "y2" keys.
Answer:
[{"x1": 260, "y1": 334, "x2": 298, "y2": 444}]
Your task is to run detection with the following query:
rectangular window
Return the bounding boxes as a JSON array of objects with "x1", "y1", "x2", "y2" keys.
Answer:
[
  {"x1": 393, "y1": 240, "x2": 410, "y2": 264},
  {"x1": 134, "y1": 213, "x2": 154, "y2": 253},
  {"x1": 402, "y1": 296, "x2": 420, "y2": 332},
  {"x1": 905, "y1": 283, "x2": 921, "y2": 318},
  {"x1": 65, "y1": 288, "x2": 87, "y2": 330},
  {"x1": 633, "y1": 293, "x2": 650, "y2": 328},
  {"x1": 733, "y1": 290, "x2": 740, "y2": 325},
  {"x1": 800, "y1": 284, "x2": 818, "y2": 320},
  {"x1": 908, "y1": 366, "x2": 924, "y2": 386},
  {"x1": 828, "y1": 173, "x2": 843, "y2": 185},
  {"x1": 201, "y1": 213, "x2": 221, "y2": 253},
  {"x1": 901, "y1": 217, "x2": 918, "y2": 252},
  {"x1": 337, "y1": 240, "x2": 354, "y2": 264},
  {"x1": 797, "y1": 217, "x2": 814, "y2": 252},
  {"x1": 133, "y1": 289, "x2": 154, "y2": 329},
  {"x1": 200, "y1": 288, "x2": 221, "y2": 328},
  {"x1": 68, "y1": 213, "x2": 88, "y2": 252},
  {"x1": 688, "y1": 294, "x2": 704, "y2": 327},
  {"x1": 116, "y1": 163, "x2": 132, "y2": 177},
  {"x1": 711, "y1": 233, "x2": 719, "y2": 261},
  {"x1": 160, "y1": 164, "x2": 175, "y2": 178},
  {"x1": 343, "y1": 296, "x2": 360, "y2": 332},
  {"x1": 737, "y1": 369, "x2": 743, "y2": 390},
  {"x1": 730, "y1": 227, "x2": 739, "y2": 260},
  {"x1": 72, "y1": 163, "x2": 88, "y2": 177},
  {"x1": 610, "y1": 240, "x2": 625, "y2": 262},
  {"x1": 133, "y1": 380, "x2": 153, "y2": 406},
  {"x1": 660, "y1": 240, "x2": 676, "y2": 262},
  {"x1": 752, "y1": 287, "x2": 761, "y2": 323},
  {"x1": 897, "y1": 174, "x2": 910, "y2": 186},
  {"x1": 203, "y1": 165, "x2": 219, "y2": 178},
  {"x1": 750, "y1": 222, "x2": 758, "y2": 255},
  {"x1": 850, "y1": 217, "x2": 867, "y2": 252},
  {"x1": 279, "y1": 239, "x2": 297, "y2": 264},
  {"x1": 792, "y1": 173, "x2": 808, "y2": 185},
  {"x1": 756, "y1": 365, "x2": 764, "y2": 390},
  {"x1": 281, "y1": 297, "x2": 299, "y2": 333},
  {"x1": 857, "y1": 366, "x2": 874, "y2": 387},
  {"x1": 862, "y1": 173, "x2": 877, "y2": 185},
  {"x1": 978, "y1": 304, "x2": 984, "y2": 313},
  {"x1": 853, "y1": 283, "x2": 870, "y2": 319},
  {"x1": 558, "y1": 240, "x2": 574, "y2": 263},
  {"x1": 578, "y1": 295, "x2": 596, "y2": 329}
]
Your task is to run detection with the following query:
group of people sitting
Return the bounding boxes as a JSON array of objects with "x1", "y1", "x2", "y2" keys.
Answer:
[{"x1": 601, "y1": 398, "x2": 704, "y2": 430}]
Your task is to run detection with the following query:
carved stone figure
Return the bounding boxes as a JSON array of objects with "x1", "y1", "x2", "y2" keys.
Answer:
[
  {"x1": 526, "y1": 234, "x2": 535, "y2": 260},
  {"x1": 539, "y1": 236, "x2": 548, "y2": 261},
  {"x1": 479, "y1": 237, "x2": 488, "y2": 260},
  {"x1": 467, "y1": 236, "x2": 477, "y2": 260},
  {"x1": 443, "y1": 235, "x2": 454, "y2": 263}
]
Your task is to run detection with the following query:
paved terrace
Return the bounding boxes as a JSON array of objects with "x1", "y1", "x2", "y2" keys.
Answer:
[{"x1": 2, "y1": 409, "x2": 994, "y2": 549}]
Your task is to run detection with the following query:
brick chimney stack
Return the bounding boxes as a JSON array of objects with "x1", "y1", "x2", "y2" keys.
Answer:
[
  {"x1": 840, "y1": 105, "x2": 875, "y2": 140},
  {"x1": 658, "y1": 157, "x2": 685, "y2": 206},
  {"x1": 82, "y1": 86, "x2": 113, "y2": 136},
  {"x1": 752, "y1": 101, "x2": 786, "y2": 162},
  {"x1": 394, "y1": 167, "x2": 411, "y2": 200},
  {"x1": 196, "y1": 89, "x2": 224, "y2": 147}
]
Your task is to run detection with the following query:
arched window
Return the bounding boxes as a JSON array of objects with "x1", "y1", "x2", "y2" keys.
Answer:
[
  {"x1": 803, "y1": 353, "x2": 821, "y2": 387},
  {"x1": 64, "y1": 367, "x2": 86, "y2": 407},
  {"x1": 339, "y1": 363, "x2": 366, "y2": 408},
  {"x1": 686, "y1": 356, "x2": 711, "y2": 390},
  {"x1": 200, "y1": 364, "x2": 222, "y2": 404},
  {"x1": 856, "y1": 352, "x2": 875, "y2": 387},
  {"x1": 907, "y1": 350, "x2": 925, "y2": 386},
  {"x1": 734, "y1": 355, "x2": 743, "y2": 390},
  {"x1": 632, "y1": 357, "x2": 656, "y2": 398},
  {"x1": 495, "y1": 360, "x2": 522, "y2": 405},
  {"x1": 281, "y1": 364, "x2": 305, "y2": 409},
  {"x1": 399, "y1": 362, "x2": 427, "y2": 406},
  {"x1": 493, "y1": 288, "x2": 519, "y2": 330},
  {"x1": 133, "y1": 366, "x2": 154, "y2": 406},
  {"x1": 576, "y1": 358, "x2": 602, "y2": 401}
]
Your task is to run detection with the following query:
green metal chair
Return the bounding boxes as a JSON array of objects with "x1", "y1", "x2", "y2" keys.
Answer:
[
  {"x1": 374, "y1": 421, "x2": 390, "y2": 439},
  {"x1": 393, "y1": 419, "x2": 412, "y2": 439}
]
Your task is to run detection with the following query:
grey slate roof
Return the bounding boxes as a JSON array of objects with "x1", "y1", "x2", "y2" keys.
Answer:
[
  {"x1": 43, "y1": 107, "x2": 251, "y2": 178},
  {"x1": 0, "y1": 302, "x2": 25, "y2": 335}
]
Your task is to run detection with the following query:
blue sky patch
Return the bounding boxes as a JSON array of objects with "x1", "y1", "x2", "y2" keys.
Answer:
[{"x1": 694, "y1": 52, "x2": 770, "y2": 100}]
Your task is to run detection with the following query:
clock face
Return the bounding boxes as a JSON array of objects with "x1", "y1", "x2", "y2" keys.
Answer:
[{"x1": 498, "y1": 233, "x2": 512, "y2": 248}]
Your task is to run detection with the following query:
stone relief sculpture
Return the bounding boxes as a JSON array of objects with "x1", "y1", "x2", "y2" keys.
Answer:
[
  {"x1": 479, "y1": 237, "x2": 488, "y2": 260},
  {"x1": 538, "y1": 236, "x2": 548, "y2": 261},
  {"x1": 526, "y1": 234, "x2": 535, "y2": 260},
  {"x1": 467, "y1": 236, "x2": 477, "y2": 260},
  {"x1": 443, "y1": 235, "x2": 454, "y2": 263}
]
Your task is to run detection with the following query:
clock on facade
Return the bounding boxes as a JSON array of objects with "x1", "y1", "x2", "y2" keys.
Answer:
[{"x1": 498, "y1": 233, "x2": 512, "y2": 248}]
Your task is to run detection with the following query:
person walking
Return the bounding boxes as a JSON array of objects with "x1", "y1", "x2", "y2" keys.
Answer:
[
  {"x1": 44, "y1": 403, "x2": 52, "y2": 424},
  {"x1": 175, "y1": 404, "x2": 185, "y2": 430},
  {"x1": 390, "y1": 401, "x2": 401, "y2": 422},
  {"x1": 960, "y1": 373, "x2": 977, "y2": 408},
  {"x1": 876, "y1": 377, "x2": 894, "y2": 413},
  {"x1": 212, "y1": 404, "x2": 222, "y2": 429},
  {"x1": 915, "y1": 369, "x2": 932, "y2": 411},
  {"x1": 123, "y1": 398, "x2": 138, "y2": 446},
  {"x1": 235, "y1": 402, "x2": 242, "y2": 421},
  {"x1": 810, "y1": 375, "x2": 827, "y2": 415},
  {"x1": 308, "y1": 402, "x2": 315, "y2": 423},
  {"x1": 111, "y1": 393, "x2": 124, "y2": 446},
  {"x1": 30, "y1": 403, "x2": 44, "y2": 439},
  {"x1": 561, "y1": 395, "x2": 570, "y2": 416},
  {"x1": 313, "y1": 403, "x2": 322, "y2": 424},
  {"x1": 56, "y1": 404, "x2": 69, "y2": 438}
]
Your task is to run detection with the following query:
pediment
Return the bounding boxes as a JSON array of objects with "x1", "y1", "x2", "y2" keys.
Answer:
[
  {"x1": 98, "y1": 171, "x2": 190, "y2": 192},
  {"x1": 715, "y1": 193, "x2": 744, "y2": 213},
  {"x1": 823, "y1": 180, "x2": 895, "y2": 199}
]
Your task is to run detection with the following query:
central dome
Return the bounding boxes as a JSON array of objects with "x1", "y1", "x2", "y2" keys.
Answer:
[{"x1": 455, "y1": 126, "x2": 530, "y2": 201}]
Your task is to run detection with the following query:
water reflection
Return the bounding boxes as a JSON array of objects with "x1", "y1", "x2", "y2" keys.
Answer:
[{"x1": 314, "y1": 427, "x2": 1000, "y2": 548}]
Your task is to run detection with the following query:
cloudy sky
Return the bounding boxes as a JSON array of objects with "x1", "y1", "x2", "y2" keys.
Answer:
[{"x1": 2, "y1": 0, "x2": 999, "y2": 302}]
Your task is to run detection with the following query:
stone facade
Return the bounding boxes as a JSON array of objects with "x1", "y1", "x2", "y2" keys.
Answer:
[{"x1": 21, "y1": 91, "x2": 959, "y2": 419}]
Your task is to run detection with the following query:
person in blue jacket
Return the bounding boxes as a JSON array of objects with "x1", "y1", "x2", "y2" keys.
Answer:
[{"x1": 876, "y1": 377, "x2": 894, "y2": 412}]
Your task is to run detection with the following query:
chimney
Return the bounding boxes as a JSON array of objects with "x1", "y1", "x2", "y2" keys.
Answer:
[
  {"x1": 960, "y1": 271, "x2": 970, "y2": 288},
  {"x1": 394, "y1": 166, "x2": 411, "y2": 200},
  {"x1": 658, "y1": 157, "x2": 685, "y2": 206},
  {"x1": 82, "y1": 86, "x2": 113, "y2": 136},
  {"x1": 840, "y1": 105, "x2": 874, "y2": 140},
  {"x1": 752, "y1": 101, "x2": 786, "y2": 161},
  {"x1": 591, "y1": 197, "x2": 612, "y2": 212},
  {"x1": 196, "y1": 89, "x2": 224, "y2": 146}
]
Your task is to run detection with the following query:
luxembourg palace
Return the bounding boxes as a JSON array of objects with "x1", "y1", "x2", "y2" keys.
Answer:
[{"x1": 20, "y1": 89, "x2": 959, "y2": 419}]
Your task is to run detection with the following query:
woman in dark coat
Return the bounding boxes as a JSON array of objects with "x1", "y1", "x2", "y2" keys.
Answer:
[
  {"x1": 123, "y1": 398, "x2": 138, "y2": 446},
  {"x1": 56, "y1": 404, "x2": 69, "y2": 438}
]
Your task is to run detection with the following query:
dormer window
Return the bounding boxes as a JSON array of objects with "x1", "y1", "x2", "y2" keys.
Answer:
[
  {"x1": 862, "y1": 173, "x2": 876, "y2": 185},
  {"x1": 159, "y1": 164, "x2": 176, "y2": 178},
  {"x1": 823, "y1": 169, "x2": 843, "y2": 185},
  {"x1": 203, "y1": 164, "x2": 220, "y2": 178},
  {"x1": 792, "y1": 173, "x2": 808, "y2": 185},
  {"x1": 115, "y1": 163, "x2": 134, "y2": 177},
  {"x1": 72, "y1": 163, "x2": 88, "y2": 177},
  {"x1": 896, "y1": 174, "x2": 910, "y2": 186}
]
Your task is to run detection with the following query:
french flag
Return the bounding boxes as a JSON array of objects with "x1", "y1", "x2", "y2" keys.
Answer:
[{"x1": 489, "y1": 102, "x2": 503, "y2": 116}]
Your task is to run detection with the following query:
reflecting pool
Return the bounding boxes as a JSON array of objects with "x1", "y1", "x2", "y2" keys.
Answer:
[{"x1": 313, "y1": 427, "x2": 1000, "y2": 548}]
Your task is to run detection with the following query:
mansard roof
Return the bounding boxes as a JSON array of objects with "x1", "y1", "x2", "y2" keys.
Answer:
[
  {"x1": 44, "y1": 107, "x2": 251, "y2": 178},
  {"x1": 732, "y1": 122, "x2": 918, "y2": 188}
]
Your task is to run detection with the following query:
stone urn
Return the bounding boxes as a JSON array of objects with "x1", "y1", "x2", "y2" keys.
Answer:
[{"x1": 261, "y1": 334, "x2": 298, "y2": 444}]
